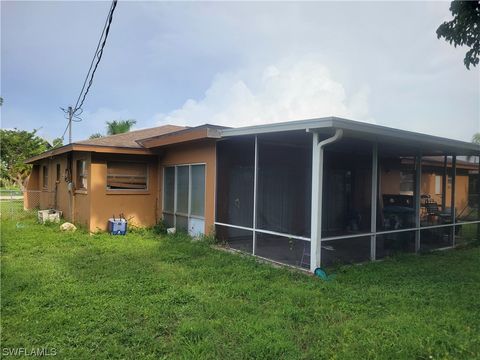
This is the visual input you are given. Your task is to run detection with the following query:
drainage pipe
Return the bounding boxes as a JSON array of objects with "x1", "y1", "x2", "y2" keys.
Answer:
[{"x1": 308, "y1": 128, "x2": 343, "y2": 272}]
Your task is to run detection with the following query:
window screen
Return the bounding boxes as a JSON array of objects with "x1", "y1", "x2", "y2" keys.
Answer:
[
  {"x1": 191, "y1": 165, "x2": 205, "y2": 217},
  {"x1": 257, "y1": 132, "x2": 312, "y2": 237},
  {"x1": 164, "y1": 167, "x2": 175, "y2": 212},
  {"x1": 107, "y1": 162, "x2": 147, "y2": 190},
  {"x1": 216, "y1": 137, "x2": 255, "y2": 227},
  {"x1": 163, "y1": 164, "x2": 206, "y2": 229},
  {"x1": 322, "y1": 139, "x2": 372, "y2": 237},
  {"x1": 378, "y1": 155, "x2": 416, "y2": 231},
  {"x1": 176, "y1": 166, "x2": 189, "y2": 214},
  {"x1": 455, "y1": 156, "x2": 479, "y2": 222}
]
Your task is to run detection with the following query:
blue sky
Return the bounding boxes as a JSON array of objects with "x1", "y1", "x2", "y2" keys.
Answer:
[{"x1": 1, "y1": 1, "x2": 479, "y2": 143}]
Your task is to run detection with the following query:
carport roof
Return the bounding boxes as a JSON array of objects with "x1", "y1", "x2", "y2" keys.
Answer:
[{"x1": 219, "y1": 116, "x2": 480, "y2": 156}]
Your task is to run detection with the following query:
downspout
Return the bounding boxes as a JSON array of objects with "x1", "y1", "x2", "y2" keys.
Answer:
[{"x1": 308, "y1": 128, "x2": 343, "y2": 272}]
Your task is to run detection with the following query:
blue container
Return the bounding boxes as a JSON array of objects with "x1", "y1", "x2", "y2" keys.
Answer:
[{"x1": 108, "y1": 218, "x2": 127, "y2": 235}]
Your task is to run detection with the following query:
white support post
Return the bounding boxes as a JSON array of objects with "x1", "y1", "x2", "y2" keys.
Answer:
[
  {"x1": 451, "y1": 156, "x2": 456, "y2": 244},
  {"x1": 477, "y1": 158, "x2": 480, "y2": 242},
  {"x1": 174, "y1": 166, "x2": 178, "y2": 228},
  {"x1": 310, "y1": 133, "x2": 321, "y2": 272},
  {"x1": 370, "y1": 143, "x2": 378, "y2": 261},
  {"x1": 252, "y1": 136, "x2": 258, "y2": 255},
  {"x1": 415, "y1": 153, "x2": 422, "y2": 252},
  {"x1": 442, "y1": 156, "x2": 447, "y2": 210},
  {"x1": 309, "y1": 129, "x2": 343, "y2": 272}
]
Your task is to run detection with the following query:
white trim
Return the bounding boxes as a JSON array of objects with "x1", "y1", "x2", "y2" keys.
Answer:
[
  {"x1": 319, "y1": 220, "x2": 480, "y2": 242},
  {"x1": 370, "y1": 143, "x2": 378, "y2": 261},
  {"x1": 214, "y1": 222, "x2": 310, "y2": 241},
  {"x1": 164, "y1": 161, "x2": 207, "y2": 167},
  {"x1": 415, "y1": 154, "x2": 422, "y2": 251},
  {"x1": 455, "y1": 220, "x2": 480, "y2": 225},
  {"x1": 188, "y1": 165, "x2": 192, "y2": 220},
  {"x1": 252, "y1": 135, "x2": 258, "y2": 255},
  {"x1": 213, "y1": 221, "x2": 480, "y2": 246},
  {"x1": 174, "y1": 166, "x2": 178, "y2": 227},
  {"x1": 310, "y1": 133, "x2": 320, "y2": 271},
  {"x1": 219, "y1": 116, "x2": 480, "y2": 155},
  {"x1": 213, "y1": 142, "x2": 218, "y2": 233},
  {"x1": 255, "y1": 228, "x2": 310, "y2": 242},
  {"x1": 451, "y1": 156, "x2": 456, "y2": 244}
]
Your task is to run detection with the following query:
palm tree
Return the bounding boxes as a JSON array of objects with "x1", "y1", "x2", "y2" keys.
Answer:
[
  {"x1": 473, "y1": 133, "x2": 480, "y2": 144},
  {"x1": 89, "y1": 133, "x2": 103, "y2": 139},
  {"x1": 106, "y1": 119, "x2": 137, "y2": 135}
]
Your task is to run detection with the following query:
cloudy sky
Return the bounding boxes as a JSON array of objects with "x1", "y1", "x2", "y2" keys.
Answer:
[{"x1": 1, "y1": 1, "x2": 479, "y2": 143}]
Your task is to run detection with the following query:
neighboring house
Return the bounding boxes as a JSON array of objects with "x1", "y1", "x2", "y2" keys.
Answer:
[{"x1": 25, "y1": 117, "x2": 480, "y2": 272}]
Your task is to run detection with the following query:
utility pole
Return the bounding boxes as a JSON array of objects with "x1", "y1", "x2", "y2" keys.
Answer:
[{"x1": 68, "y1": 106, "x2": 73, "y2": 144}]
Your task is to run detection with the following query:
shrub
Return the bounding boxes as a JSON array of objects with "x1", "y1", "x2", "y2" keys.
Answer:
[{"x1": 152, "y1": 220, "x2": 168, "y2": 235}]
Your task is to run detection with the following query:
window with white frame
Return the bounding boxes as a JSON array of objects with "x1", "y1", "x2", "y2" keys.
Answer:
[
  {"x1": 107, "y1": 162, "x2": 147, "y2": 190},
  {"x1": 163, "y1": 164, "x2": 205, "y2": 233}
]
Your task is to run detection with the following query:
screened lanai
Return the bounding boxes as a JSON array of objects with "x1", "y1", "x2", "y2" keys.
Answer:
[{"x1": 215, "y1": 117, "x2": 480, "y2": 272}]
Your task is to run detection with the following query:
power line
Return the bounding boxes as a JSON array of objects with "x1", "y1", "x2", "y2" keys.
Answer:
[
  {"x1": 61, "y1": 0, "x2": 118, "y2": 143},
  {"x1": 73, "y1": 0, "x2": 117, "y2": 114}
]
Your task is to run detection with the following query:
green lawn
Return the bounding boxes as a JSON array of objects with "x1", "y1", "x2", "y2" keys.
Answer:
[{"x1": 1, "y1": 212, "x2": 480, "y2": 359}]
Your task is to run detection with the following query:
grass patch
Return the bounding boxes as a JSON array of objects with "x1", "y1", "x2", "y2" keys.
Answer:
[{"x1": 1, "y1": 212, "x2": 480, "y2": 359}]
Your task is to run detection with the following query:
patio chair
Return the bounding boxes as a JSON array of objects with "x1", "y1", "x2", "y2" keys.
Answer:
[{"x1": 424, "y1": 199, "x2": 452, "y2": 224}]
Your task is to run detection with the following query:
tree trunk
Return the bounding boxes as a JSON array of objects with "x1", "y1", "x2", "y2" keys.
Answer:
[{"x1": 13, "y1": 174, "x2": 26, "y2": 192}]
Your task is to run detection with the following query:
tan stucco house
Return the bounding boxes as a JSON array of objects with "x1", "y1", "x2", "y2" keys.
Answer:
[
  {"x1": 25, "y1": 117, "x2": 480, "y2": 272},
  {"x1": 25, "y1": 124, "x2": 223, "y2": 234}
]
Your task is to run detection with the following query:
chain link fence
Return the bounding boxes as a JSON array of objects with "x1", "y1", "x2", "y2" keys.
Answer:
[{"x1": 0, "y1": 190, "x2": 50, "y2": 220}]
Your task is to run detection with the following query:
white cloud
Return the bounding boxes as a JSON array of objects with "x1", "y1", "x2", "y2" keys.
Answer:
[{"x1": 154, "y1": 56, "x2": 373, "y2": 128}]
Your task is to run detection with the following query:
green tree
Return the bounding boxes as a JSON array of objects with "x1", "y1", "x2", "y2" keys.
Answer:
[
  {"x1": 106, "y1": 119, "x2": 136, "y2": 135},
  {"x1": 0, "y1": 129, "x2": 50, "y2": 189},
  {"x1": 89, "y1": 132, "x2": 104, "y2": 139},
  {"x1": 437, "y1": 1, "x2": 480, "y2": 69},
  {"x1": 52, "y1": 137, "x2": 63, "y2": 148},
  {"x1": 0, "y1": 97, "x2": 3, "y2": 106},
  {"x1": 473, "y1": 133, "x2": 480, "y2": 144}
]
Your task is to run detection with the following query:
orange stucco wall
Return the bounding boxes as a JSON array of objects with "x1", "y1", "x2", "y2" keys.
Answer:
[
  {"x1": 24, "y1": 154, "x2": 74, "y2": 221},
  {"x1": 89, "y1": 153, "x2": 159, "y2": 232},
  {"x1": 421, "y1": 171, "x2": 469, "y2": 211},
  {"x1": 379, "y1": 166, "x2": 470, "y2": 211},
  {"x1": 158, "y1": 140, "x2": 217, "y2": 234}
]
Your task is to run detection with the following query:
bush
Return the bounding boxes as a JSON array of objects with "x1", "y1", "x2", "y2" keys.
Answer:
[{"x1": 152, "y1": 220, "x2": 168, "y2": 235}]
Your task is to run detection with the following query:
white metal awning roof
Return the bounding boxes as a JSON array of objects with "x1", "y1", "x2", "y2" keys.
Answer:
[{"x1": 219, "y1": 116, "x2": 480, "y2": 156}]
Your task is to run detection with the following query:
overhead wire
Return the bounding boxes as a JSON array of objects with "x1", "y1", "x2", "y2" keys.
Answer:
[
  {"x1": 73, "y1": 0, "x2": 117, "y2": 114},
  {"x1": 60, "y1": 0, "x2": 118, "y2": 141}
]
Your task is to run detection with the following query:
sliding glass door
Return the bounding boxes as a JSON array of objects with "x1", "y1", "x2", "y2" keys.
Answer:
[{"x1": 163, "y1": 164, "x2": 206, "y2": 236}]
